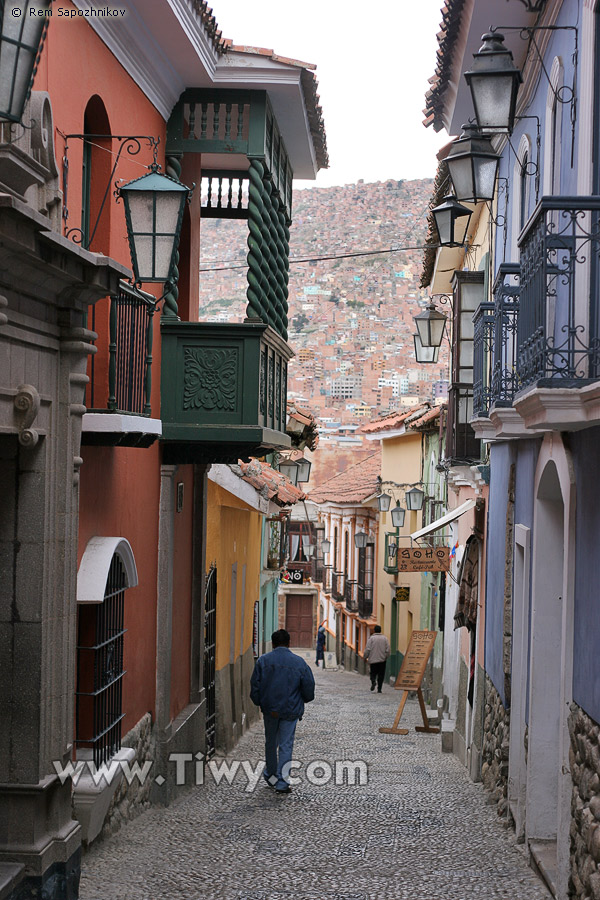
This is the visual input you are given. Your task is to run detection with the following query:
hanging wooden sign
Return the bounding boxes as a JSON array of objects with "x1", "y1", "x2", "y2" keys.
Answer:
[
  {"x1": 398, "y1": 546, "x2": 449, "y2": 572},
  {"x1": 379, "y1": 630, "x2": 439, "y2": 736}
]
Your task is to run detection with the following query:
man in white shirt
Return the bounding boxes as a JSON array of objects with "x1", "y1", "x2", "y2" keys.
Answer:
[{"x1": 363, "y1": 625, "x2": 391, "y2": 693}]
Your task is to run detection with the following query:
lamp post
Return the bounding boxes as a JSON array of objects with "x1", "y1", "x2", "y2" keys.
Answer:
[
  {"x1": 405, "y1": 487, "x2": 425, "y2": 511},
  {"x1": 118, "y1": 166, "x2": 190, "y2": 285},
  {"x1": 414, "y1": 302, "x2": 447, "y2": 348},
  {"x1": 390, "y1": 502, "x2": 406, "y2": 528},
  {"x1": 0, "y1": 1, "x2": 52, "y2": 122},
  {"x1": 431, "y1": 195, "x2": 473, "y2": 247},
  {"x1": 443, "y1": 125, "x2": 500, "y2": 203},
  {"x1": 414, "y1": 334, "x2": 440, "y2": 364},
  {"x1": 377, "y1": 492, "x2": 392, "y2": 512},
  {"x1": 464, "y1": 32, "x2": 522, "y2": 135}
]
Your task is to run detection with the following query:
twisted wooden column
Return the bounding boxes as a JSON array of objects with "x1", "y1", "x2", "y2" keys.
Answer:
[
  {"x1": 246, "y1": 159, "x2": 268, "y2": 323},
  {"x1": 162, "y1": 154, "x2": 183, "y2": 320}
]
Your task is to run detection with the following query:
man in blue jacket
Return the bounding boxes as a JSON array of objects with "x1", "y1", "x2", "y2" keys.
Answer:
[{"x1": 250, "y1": 628, "x2": 315, "y2": 793}]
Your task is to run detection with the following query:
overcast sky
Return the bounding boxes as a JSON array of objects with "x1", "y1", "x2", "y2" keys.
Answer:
[{"x1": 213, "y1": 0, "x2": 449, "y2": 189}]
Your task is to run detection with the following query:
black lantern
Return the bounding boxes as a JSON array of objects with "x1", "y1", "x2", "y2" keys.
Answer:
[
  {"x1": 432, "y1": 195, "x2": 473, "y2": 247},
  {"x1": 390, "y1": 502, "x2": 406, "y2": 528},
  {"x1": 118, "y1": 167, "x2": 189, "y2": 284},
  {"x1": 296, "y1": 457, "x2": 312, "y2": 483},
  {"x1": 384, "y1": 533, "x2": 398, "y2": 574},
  {"x1": 405, "y1": 487, "x2": 425, "y2": 511},
  {"x1": 377, "y1": 492, "x2": 392, "y2": 512},
  {"x1": 414, "y1": 302, "x2": 447, "y2": 348},
  {"x1": 354, "y1": 531, "x2": 368, "y2": 549},
  {"x1": 414, "y1": 334, "x2": 440, "y2": 364},
  {"x1": 0, "y1": 1, "x2": 51, "y2": 123},
  {"x1": 443, "y1": 125, "x2": 500, "y2": 203},
  {"x1": 278, "y1": 459, "x2": 299, "y2": 486},
  {"x1": 321, "y1": 539, "x2": 331, "y2": 555},
  {"x1": 464, "y1": 33, "x2": 522, "y2": 135}
]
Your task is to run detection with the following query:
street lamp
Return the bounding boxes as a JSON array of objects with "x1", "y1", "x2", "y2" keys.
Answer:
[
  {"x1": 278, "y1": 459, "x2": 299, "y2": 486},
  {"x1": 354, "y1": 532, "x2": 368, "y2": 549},
  {"x1": 464, "y1": 32, "x2": 522, "y2": 135},
  {"x1": 443, "y1": 125, "x2": 500, "y2": 203},
  {"x1": 377, "y1": 492, "x2": 392, "y2": 512},
  {"x1": 431, "y1": 195, "x2": 473, "y2": 247},
  {"x1": 405, "y1": 487, "x2": 425, "y2": 511},
  {"x1": 118, "y1": 167, "x2": 190, "y2": 284},
  {"x1": 414, "y1": 334, "x2": 440, "y2": 364},
  {"x1": 321, "y1": 539, "x2": 331, "y2": 554},
  {"x1": 390, "y1": 502, "x2": 406, "y2": 528},
  {"x1": 0, "y1": 1, "x2": 52, "y2": 122},
  {"x1": 414, "y1": 302, "x2": 447, "y2": 348},
  {"x1": 296, "y1": 457, "x2": 312, "y2": 483}
]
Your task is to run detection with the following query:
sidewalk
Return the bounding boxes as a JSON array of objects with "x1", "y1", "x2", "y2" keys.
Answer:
[{"x1": 79, "y1": 665, "x2": 550, "y2": 900}]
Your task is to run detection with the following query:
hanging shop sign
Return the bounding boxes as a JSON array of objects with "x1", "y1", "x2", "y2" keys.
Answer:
[
  {"x1": 398, "y1": 546, "x2": 450, "y2": 572},
  {"x1": 283, "y1": 568, "x2": 304, "y2": 584}
]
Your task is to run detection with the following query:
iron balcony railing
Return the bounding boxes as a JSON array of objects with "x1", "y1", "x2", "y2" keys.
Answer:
[
  {"x1": 344, "y1": 579, "x2": 358, "y2": 612},
  {"x1": 322, "y1": 565, "x2": 333, "y2": 593},
  {"x1": 358, "y1": 583, "x2": 373, "y2": 619},
  {"x1": 491, "y1": 263, "x2": 521, "y2": 407},
  {"x1": 446, "y1": 384, "x2": 481, "y2": 462},
  {"x1": 314, "y1": 560, "x2": 325, "y2": 584},
  {"x1": 517, "y1": 197, "x2": 600, "y2": 390},
  {"x1": 473, "y1": 301, "x2": 495, "y2": 418},
  {"x1": 87, "y1": 281, "x2": 155, "y2": 416},
  {"x1": 332, "y1": 571, "x2": 344, "y2": 602}
]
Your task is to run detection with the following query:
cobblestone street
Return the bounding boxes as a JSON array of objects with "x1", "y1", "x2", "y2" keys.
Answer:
[{"x1": 80, "y1": 665, "x2": 549, "y2": 900}]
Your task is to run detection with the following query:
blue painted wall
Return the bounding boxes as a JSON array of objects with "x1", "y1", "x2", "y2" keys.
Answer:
[
  {"x1": 485, "y1": 442, "x2": 513, "y2": 704},
  {"x1": 571, "y1": 425, "x2": 600, "y2": 723}
]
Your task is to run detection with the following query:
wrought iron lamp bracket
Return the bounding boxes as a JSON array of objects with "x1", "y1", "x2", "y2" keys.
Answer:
[
  {"x1": 59, "y1": 132, "x2": 160, "y2": 249},
  {"x1": 505, "y1": 0, "x2": 547, "y2": 13}
]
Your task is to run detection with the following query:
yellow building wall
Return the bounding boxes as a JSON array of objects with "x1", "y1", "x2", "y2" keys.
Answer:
[
  {"x1": 376, "y1": 432, "x2": 425, "y2": 658},
  {"x1": 206, "y1": 481, "x2": 263, "y2": 673}
]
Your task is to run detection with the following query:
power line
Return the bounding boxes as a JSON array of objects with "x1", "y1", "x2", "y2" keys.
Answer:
[{"x1": 198, "y1": 243, "x2": 432, "y2": 273}]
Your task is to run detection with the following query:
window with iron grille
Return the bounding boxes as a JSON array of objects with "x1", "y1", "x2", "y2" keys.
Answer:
[
  {"x1": 76, "y1": 555, "x2": 127, "y2": 768},
  {"x1": 357, "y1": 543, "x2": 374, "y2": 618}
]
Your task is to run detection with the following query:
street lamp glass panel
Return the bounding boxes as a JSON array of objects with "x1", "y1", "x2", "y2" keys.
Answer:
[
  {"x1": 432, "y1": 196, "x2": 473, "y2": 247},
  {"x1": 444, "y1": 128, "x2": 500, "y2": 203},
  {"x1": 0, "y1": 2, "x2": 50, "y2": 122},
  {"x1": 377, "y1": 492, "x2": 392, "y2": 512},
  {"x1": 119, "y1": 170, "x2": 189, "y2": 283},
  {"x1": 414, "y1": 304, "x2": 447, "y2": 348},
  {"x1": 321, "y1": 539, "x2": 331, "y2": 554},
  {"x1": 296, "y1": 458, "x2": 312, "y2": 483},
  {"x1": 354, "y1": 532, "x2": 368, "y2": 549},
  {"x1": 465, "y1": 33, "x2": 522, "y2": 134},
  {"x1": 278, "y1": 460, "x2": 299, "y2": 486},
  {"x1": 391, "y1": 504, "x2": 406, "y2": 528},
  {"x1": 384, "y1": 533, "x2": 398, "y2": 572},
  {"x1": 405, "y1": 487, "x2": 425, "y2": 511},
  {"x1": 306, "y1": 544, "x2": 315, "y2": 558},
  {"x1": 414, "y1": 334, "x2": 440, "y2": 364}
]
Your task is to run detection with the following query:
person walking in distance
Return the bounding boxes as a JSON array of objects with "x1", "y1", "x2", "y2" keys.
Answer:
[
  {"x1": 250, "y1": 629, "x2": 315, "y2": 793},
  {"x1": 364, "y1": 624, "x2": 391, "y2": 693},
  {"x1": 315, "y1": 622, "x2": 327, "y2": 668}
]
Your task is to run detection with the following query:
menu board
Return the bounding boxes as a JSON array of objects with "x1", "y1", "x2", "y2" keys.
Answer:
[
  {"x1": 394, "y1": 630, "x2": 437, "y2": 690},
  {"x1": 397, "y1": 547, "x2": 449, "y2": 572}
]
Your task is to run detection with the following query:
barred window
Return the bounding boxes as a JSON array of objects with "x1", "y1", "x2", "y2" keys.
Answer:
[{"x1": 76, "y1": 554, "x2": 127, "y2": 768}]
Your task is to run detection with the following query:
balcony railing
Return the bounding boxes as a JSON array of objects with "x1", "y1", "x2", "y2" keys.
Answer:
[
  {"x1": 358, "y1": 584, "x2": 373, "y2": 619},
  {"x1": 491, "y1": 263, "x2": 521, "y2": 408},
  {"x1": 473, "y1": 301, "x2": 495, "y2": 418},
  {"x1": 446, "y1": 384, "x2": 480, "y2": 461},
  {"x1": 332, "y1": 572, "x2": 344, "y2": 602},
  {"x1": 87, "y1": 282, "x2": 155, "y2": 417},
  {"x1": 517, "y1": 197, "x2": 600, "y2": 390},
  {"x1": 322, "y1": 565, "x2": 333, "y2": 593},
  {"x1": 314, "y1": 561, "x2": 325, "y2": 584},
  {"x1": 344, "y1": 579, "x2": 358, "y2": 612}
]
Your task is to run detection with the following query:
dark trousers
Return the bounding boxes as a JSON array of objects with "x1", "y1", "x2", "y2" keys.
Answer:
[{"x1": 370, "y1": 661, "x2": 386, "y2": 691}]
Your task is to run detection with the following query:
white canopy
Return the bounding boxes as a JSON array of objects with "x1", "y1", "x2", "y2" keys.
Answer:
[{"x1": 410, "y1": 498, "x2": 477, "y2": 541}]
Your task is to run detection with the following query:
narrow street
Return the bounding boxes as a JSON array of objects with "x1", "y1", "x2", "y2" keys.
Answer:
[{"x1": 79, "y1": 666, "x2": 549, "y2": 900}]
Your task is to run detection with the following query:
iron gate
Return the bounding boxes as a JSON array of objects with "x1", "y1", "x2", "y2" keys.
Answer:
[{"x1": 204, "y1": 564, "x2": 217, "y2": 758}]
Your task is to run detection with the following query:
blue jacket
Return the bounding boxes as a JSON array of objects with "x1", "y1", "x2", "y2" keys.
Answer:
[{"x1": 250, "y1": 647, "x2": 315, "y2": 721}]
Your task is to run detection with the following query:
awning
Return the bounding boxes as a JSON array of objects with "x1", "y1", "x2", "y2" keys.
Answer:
[{"x1": 410, "y1": 498, "x2": 477, "y2": 541}]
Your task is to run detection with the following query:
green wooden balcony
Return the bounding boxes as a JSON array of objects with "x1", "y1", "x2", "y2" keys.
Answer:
[{"x1": 160, "y1": 320, "x2": 293, "y2": 464}]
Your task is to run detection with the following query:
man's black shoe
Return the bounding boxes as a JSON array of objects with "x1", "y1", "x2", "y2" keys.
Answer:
[
  {"x1": 377, "y1": 689, "x2": 382, "y2": 693},
  {"x1": 370, "y1": 683, "x2": 375, "y2": 691},
  {"x1": 275, "y1": 786, "x2": 292, "y2": 794}
]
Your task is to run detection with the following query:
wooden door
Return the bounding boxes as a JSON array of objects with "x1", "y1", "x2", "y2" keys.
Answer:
[{"x1": 285, "y1": 594, "x2": 313, "y2": 647}]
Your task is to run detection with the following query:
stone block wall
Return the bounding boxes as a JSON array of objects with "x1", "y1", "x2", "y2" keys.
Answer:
[
  {"x1": 569, "y1": 702, "x2": 600, "y2": 899},
  {"x1": 481, "y1": 675, "x2": 510, "y2": 818},
  {"x1": 99, "y1": 713, "x2": 155, "y2": 840}
]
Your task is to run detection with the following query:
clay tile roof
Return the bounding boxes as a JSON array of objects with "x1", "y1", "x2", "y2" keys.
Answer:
[
  {"x1": 308, "y1": 451, "x2": 381, "y2": 505},
  {"x1": 287, "y1": 405, "x2": 320, "y2": 451},
  {"x1": 235, "y1": 459, "x2": 306, "y2": 507},
  {"x1": 422, "y1": 0, "x2": 469, "y2": 133},
  {"x1": 410, "y1": 404, "x2": 446, "y2": 429},
  {"x1": 228, "y1": 45, "x2": 329, "y2": 171},
  {"x1": 192, "y1": 0, "x2": 228, "y2": 55},
  {"x1": 359, "y1": 403, "x2": 432, "y2": 436}
]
